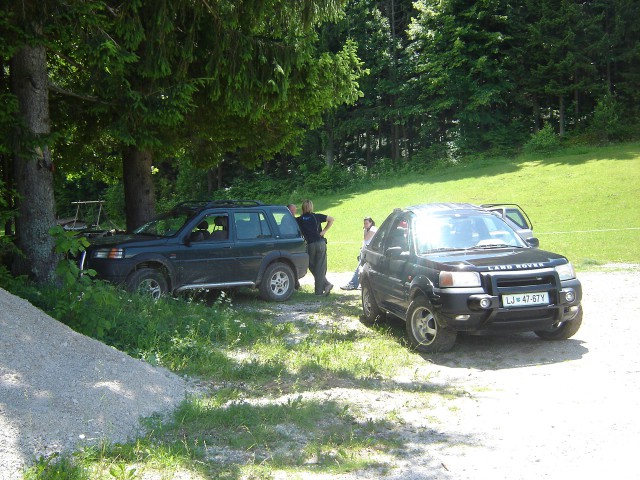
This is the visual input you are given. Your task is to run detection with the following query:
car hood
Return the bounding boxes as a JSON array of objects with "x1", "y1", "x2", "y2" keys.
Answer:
[
  {"x1": 86, "y1": 233, "x2": 167, "y2": 249},
  {"x1": 425, "y1": 247, "x2": 568, "y2": 272}
]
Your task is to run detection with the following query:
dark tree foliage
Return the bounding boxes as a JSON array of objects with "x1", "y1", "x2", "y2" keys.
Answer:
[
  {"x1": 290, "y1": 0, "x2": 640, "y2": 172},
  {"x1": 1, "y1": 0, "x2": 639, "y2": 265}
]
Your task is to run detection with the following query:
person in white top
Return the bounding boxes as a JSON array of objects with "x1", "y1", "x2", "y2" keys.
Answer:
[{"x1": 341, "y1": 217, "x2": 377, "y2": 290}]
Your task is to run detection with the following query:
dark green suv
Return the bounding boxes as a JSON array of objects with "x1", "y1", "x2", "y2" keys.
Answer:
[{"x1": 79, "y1": 200, "x2": 308, "y2": 301}]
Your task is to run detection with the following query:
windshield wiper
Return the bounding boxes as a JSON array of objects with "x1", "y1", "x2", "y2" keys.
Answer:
[
  {"x1": 474, "y1": 243, "x2": 520, "y2": 249},
  {"x1": 424, "y1": 247, "x2": 464, "y2": 253}
]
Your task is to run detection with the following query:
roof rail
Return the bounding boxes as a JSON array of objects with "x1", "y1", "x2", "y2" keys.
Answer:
[
  {"x1": 171, "y1": 199, "x2": 266, "y2": 210},
  {"x1": 205, "y1": 200, "x2": 265, "y2": 207}
]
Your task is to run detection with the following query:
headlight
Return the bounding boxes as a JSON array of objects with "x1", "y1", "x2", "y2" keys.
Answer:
[
  {"x1": 555, "y1": 262, "x2": 576, "y2": 281},
  {"x1": 92, "y1": 248, "x2": 124, "y2": 259},
  {"x1": 439, "y1": 271, "x2": 481, "y2": 287}
]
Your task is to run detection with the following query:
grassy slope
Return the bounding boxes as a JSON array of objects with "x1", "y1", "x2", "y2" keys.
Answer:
[{"x1": 309, "y1": 142, "x2": 640, "y2": 272}]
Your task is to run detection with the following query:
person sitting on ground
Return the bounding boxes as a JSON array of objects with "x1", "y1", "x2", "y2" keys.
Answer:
[{"x1": 341, "y1": 216, "x2": 377, "y2": 291}]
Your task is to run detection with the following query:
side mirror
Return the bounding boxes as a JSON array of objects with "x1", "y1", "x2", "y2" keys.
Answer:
[
  {"x1": 526, "y1": 237, "x2": 540, "y2": 248},
  {"x1": 385, "y1": 246, "x2": 404, "y2": 257}
]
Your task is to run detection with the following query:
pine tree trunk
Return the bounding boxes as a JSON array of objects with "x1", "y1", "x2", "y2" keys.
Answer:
[
  {"x1": 10, "y1": 42, "x2": 59, "y2": 284},
  {"x1": 325, "y1": 124, "x2": 335, "y2": 167},
  {"x1": 1, "y1": 152, "x2": 13, "y2": 236},
  {"x1": 532, "y1": 96, "x2": 541, "y2": 133},
  {"x1": 558, "y1": 96, "x2": 565, "y2": 136},
  {"x1": 122, "y1": 146, "x2": 156, "y2": 231}
]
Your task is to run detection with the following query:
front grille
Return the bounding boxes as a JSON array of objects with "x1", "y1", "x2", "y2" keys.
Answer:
[
  {"x1": 482, "y1": 269, "x2": 560, "y2": 307},
  {"x1": 494, "y1": 273, "x2": 554, "y2": 289},
  {"x1": 484, "y1": 270, "x2": 558, "y2": 294}
]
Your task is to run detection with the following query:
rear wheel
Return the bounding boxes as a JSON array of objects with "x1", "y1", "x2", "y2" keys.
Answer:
[
  {"x1": 259, "y1": 262, "x2": 294, "y2": 302},
  {"x1": 535, "y1": 306, "x2": 583, "y2": 340},
  {"x1": 361, "y1": 279, "x2": 383, "y2": 324},
  {"x1": 126, "y1": 268, "x2": 168, "y2": 300},
  {"x1": 406, "y1": 296, "x2": 456, "y2": 353}
]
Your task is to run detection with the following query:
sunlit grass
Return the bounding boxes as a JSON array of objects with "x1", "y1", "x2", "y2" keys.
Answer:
[{"x1": 316, "y1": 142, "x2": 640, "y2": 271}]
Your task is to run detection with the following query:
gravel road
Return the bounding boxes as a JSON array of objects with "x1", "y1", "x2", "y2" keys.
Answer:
[
  {"x1": 1, "y1": 269, "x2": 639, "y2": 479},
  {"x1": 350, "y1": 268, "x2": 640, "y2": 480}
]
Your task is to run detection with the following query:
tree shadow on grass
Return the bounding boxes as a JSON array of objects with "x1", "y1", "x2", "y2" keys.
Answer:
[{"x1": 318, "y1": 142, "x2": 640, "y2": 211}]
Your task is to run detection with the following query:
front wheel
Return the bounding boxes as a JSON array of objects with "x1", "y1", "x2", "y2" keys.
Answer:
[
  {"x1": 406, "y1": 296, "x2": 457, "y2": 353},
  {"x1": 259, "y1": 262, "x2": 295, "y2": 302},
  {"x1": 535, "y1": 306, "x2": 583, "y2": 340},
  {"x1": 126, "y1": 268, "x2": 168, "y2": 300}
]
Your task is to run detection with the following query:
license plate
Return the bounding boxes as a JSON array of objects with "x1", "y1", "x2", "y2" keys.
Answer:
[{"x1": 502, "y1": 292, "x2": 549, "y2": 308}]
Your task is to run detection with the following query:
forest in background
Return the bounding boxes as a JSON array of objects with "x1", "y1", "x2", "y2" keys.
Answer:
[{"x1": 1, "y1": 0, "x2": 639, "y2": 281}]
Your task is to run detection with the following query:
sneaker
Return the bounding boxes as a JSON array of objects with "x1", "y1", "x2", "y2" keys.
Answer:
[
  {"x1": 340, "y1": 283, "x2": 357, "y2": 291},
  {"x1": 323, "y1": 283, "x2": 334, "y2": 296}
]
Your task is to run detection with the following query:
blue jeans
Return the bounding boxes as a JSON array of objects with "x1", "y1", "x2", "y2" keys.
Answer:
[{"x1": 349, "y1": 259, "x2": 363, "y2": 288}]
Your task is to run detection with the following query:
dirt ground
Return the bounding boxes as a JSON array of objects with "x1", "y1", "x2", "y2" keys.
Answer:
[{"x1": 288, "y1": 269, "x2": 640, "y2": 479}]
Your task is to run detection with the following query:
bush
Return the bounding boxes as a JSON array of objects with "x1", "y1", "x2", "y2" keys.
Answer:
[
  {"x1": 590, "y1": 94, "x2": 623, "y2": 144},
  {"x1": 523, "y1": 124, "x2": 561, "y2": 154}
]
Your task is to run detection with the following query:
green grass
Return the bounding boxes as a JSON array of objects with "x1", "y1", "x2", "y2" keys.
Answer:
[{"x1": 312, "y1": 142, "x2": 640, "y2": 271}]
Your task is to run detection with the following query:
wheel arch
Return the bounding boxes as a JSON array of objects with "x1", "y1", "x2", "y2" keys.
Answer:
[
  {"x1": 408, "y1": 275, "x2": 438, "y2": 304},
  {"x1": 257, "y1": 253, "x2": 299, "y2": 285},
  {"x1": 126, "y1": 258, "x2": 174, "y2": 292}
]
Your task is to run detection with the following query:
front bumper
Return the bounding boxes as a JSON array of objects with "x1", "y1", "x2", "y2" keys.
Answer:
[{"x1": 432, "y1": 271, "x2": 582, "y2": 332}]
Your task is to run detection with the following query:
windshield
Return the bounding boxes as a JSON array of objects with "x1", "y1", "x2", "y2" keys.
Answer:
[
  {"x1": 413, "y1": 212, "x2": 527, "y2": 254},
  {"x1": 133, "y1": 209, "x2": 194, "y2": 237}
]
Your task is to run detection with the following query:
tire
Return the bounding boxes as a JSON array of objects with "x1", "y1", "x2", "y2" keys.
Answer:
[
  {"x1": 406, "y1": 296, "x2": 457, "y2": 353},
  {"x1": 126, "y1": 268, "x2": 168, "y2": 300},
  {"x1": 534, "y1": 306, "x2": 583, "y2": 340},
  {"x1": 259, "y1": 262, "x2": 295, "y2": 302},
  {"x1": 361, "y1": 279, "x2": 383, "y2": 324}
]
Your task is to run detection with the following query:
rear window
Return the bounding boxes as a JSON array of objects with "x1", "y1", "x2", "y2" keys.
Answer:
[
  {"x1": 234, "y1": 211, "x2": 273, "y2": 240},
  {"x1": 272, "y1": 211, "x2": 301, "y2": 238}
]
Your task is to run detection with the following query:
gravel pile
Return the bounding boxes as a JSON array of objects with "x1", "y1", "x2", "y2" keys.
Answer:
[{"x1": 0, "y1": 288, "x2": 193, "y2": 479}]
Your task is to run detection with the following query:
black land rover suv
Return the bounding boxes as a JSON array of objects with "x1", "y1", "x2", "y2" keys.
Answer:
[
  {"x1": 79, "y1": 200, "x2": 308, "y2": 301},
  {"x1": 360, "y1": 203, "x2": 582, "y2": 352}
]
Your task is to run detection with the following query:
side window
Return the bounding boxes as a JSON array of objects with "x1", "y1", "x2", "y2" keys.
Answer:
[
  {"x1": 234, "y1": 212, "x2": 272, "y2": 240},
  {"x1": 204, "y1": 214, "x2": 229, "y2": 241},
  {"x1": 387, "y1": 216, "x2": 410, "y2": 252},
  {"x1": 368, "y1": 215, "x2": 396, "y2": 252},
  {"x1": 272, "y1": 212, "x2": 300, "y2": 238},
  {"x1": 189, "y1": 217, "x2": 212, "y2": 242},
  {"x1": 369, "y1": 215, "x2": 411, "y2": 253}
]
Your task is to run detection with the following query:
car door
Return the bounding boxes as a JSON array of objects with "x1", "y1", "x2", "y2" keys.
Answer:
[
  {"x1": 363, "y1": 214, "x2": 394, "y2": 302},
  {"x1": 173, "y1": 212, "x2": 234, "y2": 287},
  {"x1": 364, "y1": 212, "x2": 411, "y2": 312},
  {"x1": 381, "y1": 214, "x2": 413, "y2": 313},
  {"x1": 225, "y1": 210, "x2": 275, "y2": 283}
]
